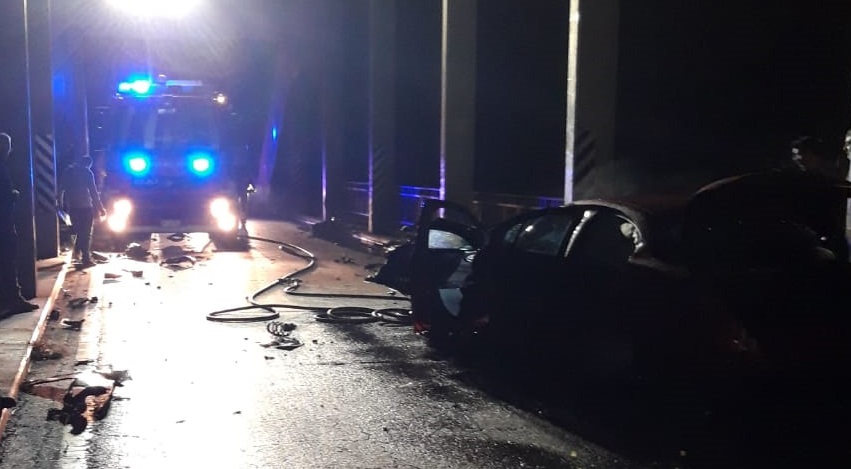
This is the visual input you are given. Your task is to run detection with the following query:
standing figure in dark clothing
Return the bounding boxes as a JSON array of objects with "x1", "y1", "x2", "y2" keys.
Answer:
[
  {"x1": 790, "y1": 135, "x2": 850, "y2": 261},
  {"x1": 59, "y1": 155, "x2": 106, "y2": 268},
  {"x1": 790, "y1": 136, "x2": 846, "y2": 179},
  {"x1": 0, "y1": 132, "x2": 39, "y2": 317}
]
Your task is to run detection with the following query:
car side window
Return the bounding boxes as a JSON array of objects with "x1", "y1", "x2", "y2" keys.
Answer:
[
  {"x1": 427, "y1": 228, "x2": 473, "y2": 250},
  {"x1": 567, "y1": 212, "x2": 639, "y2": 269},
  {"x1": 503, "y1": 223, "x2": 524, "y2": 244},
  {"x1": 513, "y1": 212, "x2": 576, "y2": 256}
]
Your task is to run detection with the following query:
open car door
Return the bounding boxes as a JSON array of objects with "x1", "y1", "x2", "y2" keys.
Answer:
[
  {"x1": 368, "y1": 199, "x2": 484, "y2": 337},
  {"x1": 411, "y1": 199, "x2": 484, "y2": 336}
]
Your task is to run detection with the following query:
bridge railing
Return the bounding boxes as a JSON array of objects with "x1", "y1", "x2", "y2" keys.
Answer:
[{"x1": 343, "y1": 181, "x2": 564, "y2": 229}]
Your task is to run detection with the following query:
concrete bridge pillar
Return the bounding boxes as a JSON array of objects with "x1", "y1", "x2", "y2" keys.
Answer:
[{"x1": 440, "y1": 0, "x2": 477, "y2": 210}]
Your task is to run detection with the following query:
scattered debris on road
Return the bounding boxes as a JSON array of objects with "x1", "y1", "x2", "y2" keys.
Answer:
[
  {"x1": 60, "y1": 318, "x2": 84, "y2": 331},
  {"x1": 125, "y1": 243, "x2": 150, "y2": 260},
  {"x1": 31, "y1": 343, "x2": 63, "y2": 361},
  {"x1": 67, "y1": 297, "x2": 93, "y2": 309},
  {"x1": 47, "y1": 383, "x2": 113, "y2": 435},
  {"x1": 262, "y1": 321, "x2": 303, "y2": 350}
]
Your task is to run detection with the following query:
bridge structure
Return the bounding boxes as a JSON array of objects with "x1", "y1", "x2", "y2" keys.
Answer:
[{"x1": 2, "y1": 0, "x2": 851, "y2": 297}]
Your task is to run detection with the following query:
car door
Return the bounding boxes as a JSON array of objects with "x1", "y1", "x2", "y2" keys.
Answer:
[
  {"x1": 408, "y1": 199, "x2": 486, "y2": 336},
  {"x1": 551, "y1": 208, "x2": 645, "y2": 372},
  {"x1": 560, "y1": 209, "x2": 642, "y2": 331},
  {"x1": 472, "y1": 207, "x2": 585, "y2": 344}
]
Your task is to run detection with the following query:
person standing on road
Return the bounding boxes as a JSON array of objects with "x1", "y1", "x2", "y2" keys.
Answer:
[
  {"x1": 59, "y1": 155, "x2": 106, "y2": 268},
  {"x1": 0, "y1": 132, "x2": 39, "y2": 317},
  {"x1": 789, "y1": 135, "x2": 850, "y2": 261},
  {"x1": 790, "y1": 136, "x2": 848, "y2": 180}
]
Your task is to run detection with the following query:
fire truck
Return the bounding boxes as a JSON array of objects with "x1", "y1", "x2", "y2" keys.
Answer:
[{"x1": 96, "y1": 75, "x2": 252, "y2": 249}]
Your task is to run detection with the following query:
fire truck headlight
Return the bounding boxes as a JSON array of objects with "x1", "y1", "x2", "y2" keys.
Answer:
[
  {"x1": 113, "y1": 198, "x2": 133, "y2": 216},
  {"x1": 216, "y1": 214, "x2": 237, "y2": 231},
  {"x1": 210, "y1": 198, "x2": 230, "y2": 218},
  {"x1": 107, "y1": 217, "x2": 128, "y2": 232},
  {"x1": 107, "y1": 198, "x2": 133, "y2": 232},
  {"x1": 210, "y1": 198, "x2": 236, "y2": 231},
  {"x1": 187, "y1": 151, "x2": 214, "y2": 177}
]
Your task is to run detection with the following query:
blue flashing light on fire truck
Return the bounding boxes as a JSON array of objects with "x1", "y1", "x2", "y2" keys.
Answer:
[{"x1": 97, "y1": 74, "x2": 253, "y2": 249}]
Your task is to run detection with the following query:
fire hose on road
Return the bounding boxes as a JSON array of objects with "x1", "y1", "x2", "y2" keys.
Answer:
[{"x1": 205, "y1": 234, "x2": 412, "y2": 327}]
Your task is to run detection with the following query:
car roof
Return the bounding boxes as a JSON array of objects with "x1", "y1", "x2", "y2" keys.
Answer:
[
  {"x1": 522, "y1": 197, "x2": 688, "y2": 262},
  {"x1": 572, "y1": 195, "x2": 689, "y2": 220}
]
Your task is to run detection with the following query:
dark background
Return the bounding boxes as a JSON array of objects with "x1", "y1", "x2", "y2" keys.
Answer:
[{"x1": 2, "y1": 0, "x2": 851, "y2": 200}]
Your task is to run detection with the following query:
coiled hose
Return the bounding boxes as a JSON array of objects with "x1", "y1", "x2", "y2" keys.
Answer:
[{"x1": 205, "y1": 234, "x2": 412, "y2": 326}]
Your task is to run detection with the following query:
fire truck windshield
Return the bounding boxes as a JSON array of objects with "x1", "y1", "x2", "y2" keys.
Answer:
[{"x1": 115, "y1": 98, "x2": 221, "y2": 151}]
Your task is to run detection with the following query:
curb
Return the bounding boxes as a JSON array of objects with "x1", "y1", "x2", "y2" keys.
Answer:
[{"x1": 0, "y1": 257, "x2": 71, "y2": 444}]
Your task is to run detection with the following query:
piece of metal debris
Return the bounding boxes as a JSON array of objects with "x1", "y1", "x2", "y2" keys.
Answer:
[
  {"x1": 67, "y1": 297, "x2": 89, "y2": 309},
  {"x1": 46, "y1": 384, "x2": 113, "y2": 435},
  {"x1": 162, "y1": 255, "x2": 197, "y2": 265},
  {"x1": 32, "y1": 346, "x2": 62, "y2": 361},
  {"x1": 94, "y1": 368, "x2": 132, "y2": 386},
  {"x1": 125, "y1": 243, "x2": 150, "y2": 260},
  {"x1": 60, "y1": 318, "x2": 84, "y2": 331},
  {"x1": 275, "y1": 340, "x2": 303, "y2": 350}
]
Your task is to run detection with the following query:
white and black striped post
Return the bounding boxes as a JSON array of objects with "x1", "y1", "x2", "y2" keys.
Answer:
[
  {"x1": 572, "y1": 128, "x2": 597, "y2": 199},
  {"x1": 33, "y1": 132, "x2": 59, "y2": 259}
]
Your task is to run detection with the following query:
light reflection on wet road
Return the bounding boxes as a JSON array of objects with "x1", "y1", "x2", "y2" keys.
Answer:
[{"x1": 50, "y1": 221, "x2": 632, "y2": 469}]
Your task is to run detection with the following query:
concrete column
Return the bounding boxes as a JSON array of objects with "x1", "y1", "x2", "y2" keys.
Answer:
[
  {"x1": 440, "y1": 0, "x2": 477, "y2": 209},
  {"x1": 29, "y1": 0, "x2": 59, "y2": 260},
  {"x1": 3, "y1": 0, "x2": 37, "y2": 297},
  {"x1": 367, "y1": 0, "x2": 399, "y2": 234},
  {"x1": 564, "y1": 0, "x2": 579, "y2": 202},
  {"x1": 320, "y1": 0, "x2": 346, "y2": 221},
  {"x1": 253, "y1": 47, "x2": 290, "y2": 212},
  {"x1": 570, "y1": 0, "x2": 619, "y2": 200},
  {"x1": 52, "y1": 26, "x2": 91, "y2": 171}
]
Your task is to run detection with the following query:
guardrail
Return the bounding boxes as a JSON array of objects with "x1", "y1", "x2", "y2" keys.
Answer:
[{"x1": 343, "y1": 181, "x2": 564, "y2": 228}]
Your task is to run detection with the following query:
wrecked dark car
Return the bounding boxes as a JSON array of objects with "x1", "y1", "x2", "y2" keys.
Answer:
[{"x1": 370, "y1": 170, "x2": 851, "y2": 382}]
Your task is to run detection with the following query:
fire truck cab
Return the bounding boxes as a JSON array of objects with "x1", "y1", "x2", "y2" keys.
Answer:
[{"x1": 98, "y1": 75, "x2": 251, "y2": 249}]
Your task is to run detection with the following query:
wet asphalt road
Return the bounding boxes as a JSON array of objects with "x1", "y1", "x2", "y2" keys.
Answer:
[
  {"x1": 2, "y1": 219, "x2": 849, "y2": 468},
  {"x1": 0, "y1": 220, "x2": 643, "y2": 469}
]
